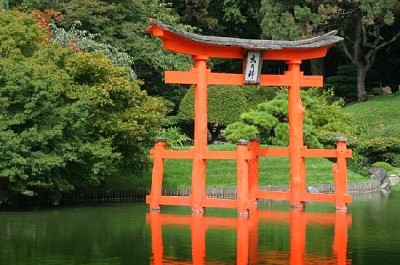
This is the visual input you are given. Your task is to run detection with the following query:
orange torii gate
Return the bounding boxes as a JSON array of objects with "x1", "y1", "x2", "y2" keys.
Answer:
[{"x1": 145, "y1": 19, "x2": 352, "y2": 214}]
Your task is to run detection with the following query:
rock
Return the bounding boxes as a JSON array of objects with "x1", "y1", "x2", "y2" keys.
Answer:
[
  {"x1": 307, "y1": 186, "x2": 319, "y2": 193},
  {"x1": 369, "y1": 167, "x2": 387, "y2": 182},
  {"x1": 380, "y1": 182, "x2": 390, "y2": 190},
  {"x1": 382, "y1": 86, "x2": 392, "y2": 95},
  {"x1": 388, "y1": 176, "x2": 400, "y2": 187}
]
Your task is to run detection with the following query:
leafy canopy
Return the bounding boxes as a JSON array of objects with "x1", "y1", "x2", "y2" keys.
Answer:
[{"x1": 0, "y1": 10, "x2": 165, "y2": 196}]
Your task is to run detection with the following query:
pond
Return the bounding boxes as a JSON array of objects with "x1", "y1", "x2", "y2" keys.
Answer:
[{"x1": 0, "y1": 190, "x2": 399, "y2": 265}]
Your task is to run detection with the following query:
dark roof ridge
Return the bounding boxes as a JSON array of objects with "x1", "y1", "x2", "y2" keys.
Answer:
[{"x1": 149, "y1": 19, "x2": 343, "y2": 50}]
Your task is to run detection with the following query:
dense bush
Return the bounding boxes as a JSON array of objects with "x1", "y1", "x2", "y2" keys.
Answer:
[
  {"x1": 371, "y1": 161, "x2": 393, "y2": 172},
  {"x1": 178, "y1": 85, "x2": 248, "y2": 142},
  {"x1": 356, "y1": 137, "x2": 400, "y2": 165},
  {"x1": 0, "y1": 10, "x2": 165, "y2": 198},
  {"x1": 158, "y1": 126, "x2": 191, "y2": 149}
]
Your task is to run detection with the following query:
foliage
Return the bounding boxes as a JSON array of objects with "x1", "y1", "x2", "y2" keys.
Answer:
[
  {"x1": 389, "y1": 153, "x2": 400, "y2": 168},
  {"x1": 357, "y1": 137, "x2": 400, "y2": 165},
  {"x1": 225, "y1": 88, "x2": 353, "y2": 147},
  {"x1": 260, "y1": 0, "x2": 324, "y2": 40},
  {"x1": 325, "y1": 65, "x2": 357, "y2": 102},
  {"x1": 370, "y1": 87, "x2": 384, "y2": 96},
  {"x1": 178, "y1": 85, "x2": 248, "y2": 141},
  {"x1": 0, "y1": 10, "x2": 166, "y2": 196},
  {"x1": 54, "y1": 0, "x2": 193, "y2": 90},
  {"x1": 9, "y1": 0, "x2": 196, "y2": 111},
  {"x1": 50, "y1": 21, "x2": 136, "y2": 80},
  {"x1": 259, "y1": 0, "x2": 400, "y2": 102},
  {"x1": 0, "y1": 0, "x2": 8, "y2": 9},
  {"x1": 243, "y1": 86, "x2": 277, "y2": 107},
  {"x1": 224, "y1": 122, "x2": 259, "y2": 143},
  {"x1": 158, "y1": 127, "x2": 191, "y2": 149},
  {"x1": 371, "y1": 161, "x2": 393, "y2": 172}
]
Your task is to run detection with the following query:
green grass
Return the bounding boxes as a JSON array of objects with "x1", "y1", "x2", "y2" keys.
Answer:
[
  {"x1": 160, "y1": 144, "x2": 367, "y2": 189},
  {"x1": 343, "y1": 93, "x2": 400, "y2": 138},
  {"x1": 120, "y1": 94, "x2": 400, "y2": 190}
]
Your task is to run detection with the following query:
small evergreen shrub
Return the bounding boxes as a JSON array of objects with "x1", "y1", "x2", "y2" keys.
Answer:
[
  {"x1": 370, "y1": 87, "x2": 383, "y2": 96},
  {"x1": 371, "y1": 161, "x2": 393, "y2": 172},
  {"x1": 159, "y1": 127, "x2": 191, "y2": 149}
]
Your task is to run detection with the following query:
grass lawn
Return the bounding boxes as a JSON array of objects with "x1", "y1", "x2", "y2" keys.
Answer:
[
  {"x1": 115, "y1": 94, "x2": 400, "y2": 190},
  {"x1": 343, "y1": 93, "x2": 400, "y2": 138},
  {"x1": 160, "y1": 144, "x2": 367, "y2": 189}
]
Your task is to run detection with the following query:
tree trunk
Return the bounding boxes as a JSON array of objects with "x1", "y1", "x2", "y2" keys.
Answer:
[
  {"x1": 356, "y1": 65, "x2": 368, "y2": 101},
  {"x1": 310, "y1": 58, "x2": 324, "y2": 75}
]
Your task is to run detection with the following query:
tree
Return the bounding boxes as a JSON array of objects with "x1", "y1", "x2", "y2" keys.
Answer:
[
  {"x1": 54, "y1": 0, "x2": 193, "y2": 99},
  {"x1": 225, "y1": 89, "x2": 356, "y2": 147},
  {"x1": 0, "y1": 10, "x2": 165, "y2": 198},
  {"x1": 260, "y1": 0, "x2": 400, "y2": 101},
  {"x1": 0, "y1": 0, "x2": 8, "y2": 9},
  {"x1": 8, "y1": 0, "x2": 195, "y2": 110},
  {"x1": 178, "y1": 85, "x2": 248, "y2": 142}
]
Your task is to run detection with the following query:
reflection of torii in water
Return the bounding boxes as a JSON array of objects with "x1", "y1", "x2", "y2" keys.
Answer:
[
  {"x1": 146, "y1": 19, "x2": 352, "y2": 214},
  {"x1": 147, "y1": 209, "x2": 351, "y2": 265}
]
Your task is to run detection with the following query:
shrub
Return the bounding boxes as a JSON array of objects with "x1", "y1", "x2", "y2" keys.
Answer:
[
  {"x1": 0, "y1": 10, "x2": 166, "y2": 196},
  {"x1": 178, "y1": 85, "x2": 248, "y2": 142},
  {"x1": 325, "y1": 65, "x2": 357, "y2": 102},
  {"x1": 357, "y1": 137, "x2": 400, "y2": 164},
  {"x1": 371, "y1": 162, "x2": 393, "y2": 172},
  {"x1": 158, "y1": 127, "x2": 191, "y2": 149},
  {"x1": 224, "y1": 122, "x2": 259, "y2": 143},
  {"x1": 370, "y1": 87, "x2": 383, "y2": 96},
  {"x1": 225, "y1": 88, "x2": 355, "y2": 147}
]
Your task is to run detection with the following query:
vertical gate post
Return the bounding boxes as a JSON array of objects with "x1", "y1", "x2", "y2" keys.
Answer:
[
  {"x1": 237, "y1": 140, "x2": 250, "y2": 216},
  {"x1": 148, "y1": 137, "x2": 166, "y2": 210},
  {"x1": 287, "y1": 60, "x2": 306, "y2": 208},
  {"x1": 248, "y1": 137, "x2": 260, "y2": 207},
  {"x1": 191, "y1": 55, "x2": 209, "y2": 213},
  {"x1": 334, "y1": 137, "x2": 349, "y2": 210}
]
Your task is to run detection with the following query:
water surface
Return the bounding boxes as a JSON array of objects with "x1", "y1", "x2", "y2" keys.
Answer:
[{"x1": 0, "y1": 190, "x2": 399, "y2": 264}]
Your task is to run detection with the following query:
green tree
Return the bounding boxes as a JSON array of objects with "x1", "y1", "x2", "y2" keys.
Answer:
[
  {"x1": 8, "y1": 0, "x2": 195, "y2": 110},
  {"x1": 0, "y1": 0, "x2": 8, "y2": 9},
  {"x1": 225, "y1": 89, "x2": 356, "y2": 147},
  {"x1": 0, "y1": 10, "x2": 165, "y2": 198},
  {"x1": 178, "y1": 85, "x2": 248, "y2": 142},
  {"x1": 50, "y1": 21, "x2": 136, "y2": 80},
  {"x1": 260, "y1": 0, "x2": 400, "y2": 101},
  {"x1": 54, "y1": 0, "x2": 193, "y2": 98}
]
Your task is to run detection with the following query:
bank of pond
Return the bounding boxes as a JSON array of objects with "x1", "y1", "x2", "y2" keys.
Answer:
[{"x1": 1, "y1": 180, "x2": 381, "y2": 207}]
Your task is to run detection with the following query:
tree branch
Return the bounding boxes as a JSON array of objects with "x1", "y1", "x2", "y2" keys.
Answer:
[
  {"x1": 342, "y1": 41, "x2": 357, "y2": 65},
  {"x1": 376, "y1": 29, "x2": 400, "y2": 51}
]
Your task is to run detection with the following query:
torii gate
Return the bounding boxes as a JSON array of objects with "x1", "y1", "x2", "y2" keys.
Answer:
[{"x1": 145, "y1": 19, "x2": 352, "y2": 215}]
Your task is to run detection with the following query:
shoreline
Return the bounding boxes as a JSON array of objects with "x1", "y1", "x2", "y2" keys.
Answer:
[{"x1": 0, "y1": 181, "x2": 384, "y2": 207}]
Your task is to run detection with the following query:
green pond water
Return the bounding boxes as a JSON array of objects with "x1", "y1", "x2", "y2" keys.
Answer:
[{"x1": 0, "y1": 190, "x2": 399, "y2": 265}]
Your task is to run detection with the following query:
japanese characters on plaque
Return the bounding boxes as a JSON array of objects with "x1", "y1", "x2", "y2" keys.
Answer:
[{"x1": 244, "y1": 51, "x2": 263, "y2": 85}]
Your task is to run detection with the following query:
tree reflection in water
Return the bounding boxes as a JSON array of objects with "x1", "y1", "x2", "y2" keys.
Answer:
[{"x1": 147, "y1": 208, "x2": 351, "y2": 264}]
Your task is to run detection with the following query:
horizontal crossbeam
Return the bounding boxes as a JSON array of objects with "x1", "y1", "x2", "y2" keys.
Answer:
[{"x1": 165, "y1": 70, "x2": 323, "y2": 87}]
